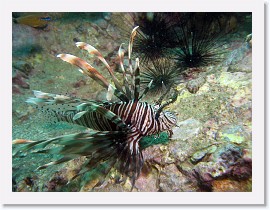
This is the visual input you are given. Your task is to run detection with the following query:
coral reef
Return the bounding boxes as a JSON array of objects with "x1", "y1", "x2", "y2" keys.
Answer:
[{"x1": 12, "y1": 12, "x2": 252, "y2": 192}]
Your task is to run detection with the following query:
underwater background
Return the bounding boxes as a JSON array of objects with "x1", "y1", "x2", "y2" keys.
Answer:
[{"x1": 12, "y1": 12, "x2": 252, "y2": 192}]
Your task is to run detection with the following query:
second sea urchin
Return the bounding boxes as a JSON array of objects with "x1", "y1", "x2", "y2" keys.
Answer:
[
  {"x1": 173, "y1": 13, "x2": 228, "y2": 69},
  {"x1": 141, "y1": 58, "x2": 181, "y2": 95}
]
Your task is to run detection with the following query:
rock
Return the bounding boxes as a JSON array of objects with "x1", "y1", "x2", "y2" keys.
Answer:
[
  {"x1": 225, "y1": 42, "x2": 251, "y2": 66},
  {"x1": 134, "y1": 166, "x2": 159, "y2": 192},
  {"x1": 106, "y1": 24, "x2": 120, "y2": 40},
  {"x1": 12, "y1": 70, "x2": 30, "y2": 93},
  {"x1": 211, "y1": 143, "x2": 243, "y2": 165},
  {"x1": 75, "y1": 24, "x2": 88, "y2": 34},
  {"x1": 96, "y1": 19, "x2": 108, "y2": 30},
  {"x1": 227, "y1": 50, "x2": 252, "y2": 73},
  {"x1": 227, "y1": 65, "x2": 249, "y2": 73},
  {"x1": 12, "y1": 85, "x2": 22, "y2": 94},
  {"x1": 45, "y1": 170, "x2": 69, "y2": 192},
  {"x1": 230, "y1": 86, "x2": 252, "y2": 108},
  {"x1": 190, "y1": 143, "x2": 251, "y2": 191},
  {"x1": 225, "y1": 39, "x2": 252, "y2": 73},
  {"x1": 143, "y1": 145, "x2": 165, "y2": 165},
  {"x1": 159, "y1": 164, "x2": 193, "y2": 192},
  {"x1": 218, "y1": 125, "x2": 250, "y2": 145},
  {"x1": 212, "y1": 178, "x2": 252, "y2": 192},
  {"x1": 230, "y1": 159, "x2": 252, "y2": 180},
  {"x1": 194, "y1": 161, "x2": 227, "y2": 180},
  {"x1": 168, "y1": 118, "x2": 203, "y2": 162},
  {"x1": 191, "y1": 144, "x2": 218, "y2": 164},
  {"x1": 12, "y1": 60, "x2": 34, "y2": 76},
  {"x1": 192, "y1": 167, "x2": 213, "y2": 192},
  {"x1": 171, "y1": 118, "x2": 202, "y2": 141},
  {"x1": 143, "y1": 144, "x2": 174, "y2": 165},
  {"x1": 186, "y1": 76, "x2": 206, "y2": 94},
  {"x1": 217, "y1": 72, "x2": 251, "y2": 90},
  {"x1": 12, "y1": 24, "x2": 42, "y2": 57}
]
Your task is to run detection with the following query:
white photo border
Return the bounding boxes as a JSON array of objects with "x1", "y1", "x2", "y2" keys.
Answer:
[{"x1": 0, "y1": 0, "x2": 265, "y2": 205}]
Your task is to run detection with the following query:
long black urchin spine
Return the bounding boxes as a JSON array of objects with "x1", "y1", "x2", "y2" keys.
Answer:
[{"x1": 173, "y1": 13, "x2": 229, "y2": 69}]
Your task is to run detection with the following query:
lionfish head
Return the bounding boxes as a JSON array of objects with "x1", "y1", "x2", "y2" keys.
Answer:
[{"x1": 158, "y1": 110, "x2": 177, "y2": 129}]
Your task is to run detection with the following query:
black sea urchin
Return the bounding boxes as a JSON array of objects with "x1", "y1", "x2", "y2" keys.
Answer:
[
  {"x1": 173, "y1": 13, "x2": 228, "y2": 69},
  {"x1": 112, "y1": 12, "x2": 178, "y2": 64},
  {"x1": 141, "y1": 58, "x2": 180, "y2": 95}
]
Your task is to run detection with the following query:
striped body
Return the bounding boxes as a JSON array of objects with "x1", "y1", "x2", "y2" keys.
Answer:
[
  {"x1": 55, "y1": 100, "x2": 176, "y2": 136},
  {"x1": 14, "y1": 27, "x2": 178, "y2": 190},
  {"x1": 49, "y1": 99, "x2": 176, "y2": 157},
  {"x1": 109, "y1": 101, "x2": 176, "y2": 136}
]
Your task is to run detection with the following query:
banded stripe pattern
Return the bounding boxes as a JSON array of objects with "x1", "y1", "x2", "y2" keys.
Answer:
[
  {"x1": 41, "y1": 99, "x2": 176, "y2": 136},
  {"x1": 13, "y1": 26, "x2": 178, "y2": 191}
]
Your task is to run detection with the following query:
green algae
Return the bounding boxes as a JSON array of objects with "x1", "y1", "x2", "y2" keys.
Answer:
[
  {"x1": 140, "y1": 132, "x2": 170, "y2": 150},
  {"x1": 220, "y1": 133, "x2": 245, "y2": 144},
  {"x1": 217, "y1": 72, "x2": 251, "y2": 89}
]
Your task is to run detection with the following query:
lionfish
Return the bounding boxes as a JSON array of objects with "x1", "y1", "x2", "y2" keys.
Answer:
[{"x1": 13, "y1": 27, "x2": 178, "y2": 190}]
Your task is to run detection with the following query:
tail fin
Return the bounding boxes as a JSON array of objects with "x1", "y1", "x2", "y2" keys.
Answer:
[{"x1": 13, "y1": 130, "x2": 144, "y2": 191}]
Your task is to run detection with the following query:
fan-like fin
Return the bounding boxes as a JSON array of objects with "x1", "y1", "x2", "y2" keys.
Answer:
[
  {"x1": 37, "y1": 156, "x2": 76, "y2": 170},
  {"x1": 117, "y1": 129, "x2": 144, "y2": 190},
  {"x1": 75, "y1": 42, "x2": 124, "y2": 94},
  {"x1": 138, "y1": 79, "x2": 153, "y2": 100},
  {"x1": 57, "y1": 54, "x2": 129, "y2": 102},
  {"x1": 57, "y1": 54, "x2": 109, "y2": 89},
  {"x1": 154, "y1": 84, "x2": 172, "y2": 106},
  {"x1": 127, "y1": 26, "x2": 139, "y2": 94},
  {"x1": 26, "y1": 90, "x2": 78, "y2": 106},
  {"x1": 118, "y1": 43, "x2": 132, "y2": 99},
  {"x1": 13, "y1": 130, "x2": 144, "y2": 191},
  {"x1": 128, "y1": 26, "x2": 139, "y2": 74},
  {"x1": 134, "y1": 58, "x2": 140, "y2": 101},
  {"x1": 79, "y1": 158, "x2": 116, "y2": 191}
]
